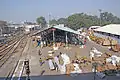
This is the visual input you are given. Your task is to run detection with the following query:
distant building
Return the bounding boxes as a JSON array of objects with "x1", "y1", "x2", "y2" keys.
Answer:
[
  {"x1": 0, "y1": 21, "x2": 25, "y2": 36},
  {"x1": 24, "y1": 24, "x2": 40, "y2": 32},
  {"x1": 0, "y1": 20, "x2": 8, "y2": 35},
  {"x1": 24, "y1": 22, "x2": 36, "y2": 25},
  {"x1": 0, "y1": 20, "x2": 7, "y2": 26}
]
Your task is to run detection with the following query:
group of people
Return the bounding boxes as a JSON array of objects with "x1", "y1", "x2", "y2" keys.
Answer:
[
  {"x1": 47, "y1": 52, "x2": 70, "y2": 73},
  {"x1": 38, "y1": 50, "x2": 61, "y2": 72},
  {"x1": 47, "y1": 52, "x2": 82, "y2": 75},
  {"x1": 32, "y1": 38, "x2": 47, "y2": 48},
  {"x1": 48, "y1": 55, "x2": 59, "y2": 71}
]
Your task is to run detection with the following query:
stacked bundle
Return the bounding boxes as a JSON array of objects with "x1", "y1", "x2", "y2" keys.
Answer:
[
  {"x1": 111, "y1": 40, "x2": 118, "y2": 46},
  {"x1": 96, "y1": 38, "x2": 104, "y2": 45},
  {"x1": 112, "y1": 44, "x2": 120, "y2": 52},
  {"x1": 66, "y1": 63, "x2": 74, "y2": 75},
  {"x1": 97, "y1": 66, "x2": 106, "y2": 72},
  {"x1": 102, "y1": 39, "x2": 110, "y2": 46},
  {"x1": 89, "y1": 35, "x2": 104, "y2": 45},
  {"x1": 89, "y1": 35, "x2": 97, "y2": 41},
  {"x1": 106, "y1": 55, "x2": 120, "y2": 66}
]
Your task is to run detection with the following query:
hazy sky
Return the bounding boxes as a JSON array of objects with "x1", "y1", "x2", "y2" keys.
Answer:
[{"x1": 0, "y1": 0, "x2": 120, "y2": 23}]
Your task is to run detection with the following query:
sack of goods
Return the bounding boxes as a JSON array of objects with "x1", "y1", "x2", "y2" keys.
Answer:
[
  {"x1": 61, "y1": 53, "x2": 70, "y2": 65},
  {"x1": 53, "y1": 46, "x2": 58, "y2": 50},
  {"x1": 91, "y1": 47, "x2": 103, "y2": 57},
  {"x1": 106, "y1": 55, "x2": 120, "y2": 66},
  {"x1": 112, "y1": 44, "x2": 120, "y2": 52},
  {"x1": 102, "y1": 39, "x2": 110, "y2": 46},
  {"x1": 66, "y1": 63, "x2": 74, "y2": 75},
  {"x1": 111, "y1": 40, "x2": 118, "y2": 45}
]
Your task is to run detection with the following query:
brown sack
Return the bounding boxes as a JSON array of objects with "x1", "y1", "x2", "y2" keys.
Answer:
[
  {"x1": 66, "y1": 64, "x2": 74, "y2": 75},
  {"x1": 103, "y1": 39, "x2": 110, "y2": 46},
  {"x1": 111, "y1": 40, "x2": 118, "y2": 45}
]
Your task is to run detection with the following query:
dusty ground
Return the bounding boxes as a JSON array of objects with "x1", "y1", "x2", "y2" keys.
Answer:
[{"x1": 21, "y1": 38, "x2": 120, "y2": 80}]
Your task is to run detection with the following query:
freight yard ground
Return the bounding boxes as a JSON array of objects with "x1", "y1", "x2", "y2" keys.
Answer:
[
  {"x1": 0, "y1": 37, "x2": 120, "y2": 80},
  {"x1": 17, "y1": 37, "x2": 120, "y2": 80}
]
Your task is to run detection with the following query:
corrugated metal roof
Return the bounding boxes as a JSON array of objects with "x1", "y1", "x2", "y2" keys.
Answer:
[
  {"x1": 33, "y1": 25, "x2": 79, "y2": 35},
  {"x1": 52, "y1": 25, "x2": 79, "y2": 34},
  {"x1": 94, "y1": 24, "x2": 120, "y2": 35}
]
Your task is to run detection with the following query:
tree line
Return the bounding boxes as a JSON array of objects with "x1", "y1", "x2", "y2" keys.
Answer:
[{"x1": 36, "y1": 12, "x2": 120, "y2": 30}]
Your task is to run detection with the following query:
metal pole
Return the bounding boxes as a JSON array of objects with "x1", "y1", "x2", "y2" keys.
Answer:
[
  {"x1": 27, "y1": 74, "x2": 30, "y2": 80},
  {"x1": 94, "y1": 73, "x2": 95, "y2": 80},
  {"x1": 53, "y1": 30, "x2": 55, "y2": 42},
  {"x1": 93, "y1": 67, "x2": 96, "y2": 80},
  {"x1": 66, "y1": 32, "x2": 68, "y2": 44},
  {"x1": 0, "y1": 28, "x2": 2, "y2": 36},
  {"x1": 99, "y1": 9, "x2": 102, "y2": 26},
  {"x1": 48, "y1": 14, "x2": 51, "y2": 27}
]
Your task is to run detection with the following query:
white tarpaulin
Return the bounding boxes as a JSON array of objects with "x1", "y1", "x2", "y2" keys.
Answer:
[
  {"x1": 90, "y1": 47, "x2": 103, "y2": 57},
  {"x1": 106, "y1": 55, "x2": 120, "y2": 66},
  {"x1": 61, "y1": 53, "x2": 70, "y2": 65},
  {"x1": 60, "y1": 53, "x2": 70, "y2": 74},
  {"x1": 48, "y1": 59, "x2": 55, "y2": 70},
  {"x1": 71, "y1": 63, "x2": 82, "y2": 73}
]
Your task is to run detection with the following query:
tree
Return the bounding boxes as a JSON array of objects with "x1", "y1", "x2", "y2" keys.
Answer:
[
  {"x1": 66, "y1": 12, "x2": 120, "y2": 30},
  {"x1": 47, "y1": 12, "x2": 120, "y2": 30},
  {"x1": 100, "y1": 12, "x2": 120, "y2": 25},
  {"x1": 49, "y1": 19, "x2": 57, "y2": 26},
  {"x1": 36, "y1": 16, "x2": 47, "y2": 28},
  {"x1": 67, "y1": 13, "x2": 100, "y2": 30},
  {"x1": 57, "y1": 18, "x2": 67, "y2": 25},
  {"x1": 67, "y1": 13, "x2": 82, "y2": 30}
]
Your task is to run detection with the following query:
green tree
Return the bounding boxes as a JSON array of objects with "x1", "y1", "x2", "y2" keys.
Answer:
[
  {"x1": 57, "y1": 18, "x2": 67, "y2": 25},
  {"x1": 100, "y1": 12, "x2": 120, "y2": 25},
  {"x1": 49, "y1": 12, "x2": 120, "y2": 30},
  {"x1": 36, "y1": 16, "x2": 47, "y2": 28},
  {"x1": 49, "y1": 19, "x2": 57, "y2": 26},
  {"x1": 67, "y1": 13, "x2": 99, "y2": 30}
]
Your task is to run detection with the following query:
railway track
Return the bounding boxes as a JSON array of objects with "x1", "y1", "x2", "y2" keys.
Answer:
[
  {"x1": 5, "y1": 37, "x2": 28, "y2": 80},
  {"x1": 0, "y1": 40, "x2": 20, "y2": 68},
  {"x1": 0, "y1": 38, "x2": 19, "y2": 52},
  {"x1": 0, "y1": 36, "x2": 23, "y2": 68},
  {"x1": 0, "y1": 34, "x2": 24, "y2": 51},
  {"x1": 0, "y1": 35, "x2": 28, "y2": 79}
]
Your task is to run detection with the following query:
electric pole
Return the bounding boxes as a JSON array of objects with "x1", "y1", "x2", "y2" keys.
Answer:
[
  {"x1": 48, "y1": 14, "x2": 51, "y2": 27},
  {"x1": 0, "y1": 28, "x2": 2, "y2": 36},
  {"x1": 99, "y1": 9, "x2": 102, "y2": 26}
]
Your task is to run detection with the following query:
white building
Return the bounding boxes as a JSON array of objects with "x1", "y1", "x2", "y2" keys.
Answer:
[{"x1": 24, "y1": 25, "x2": 40, "y2": 32}]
